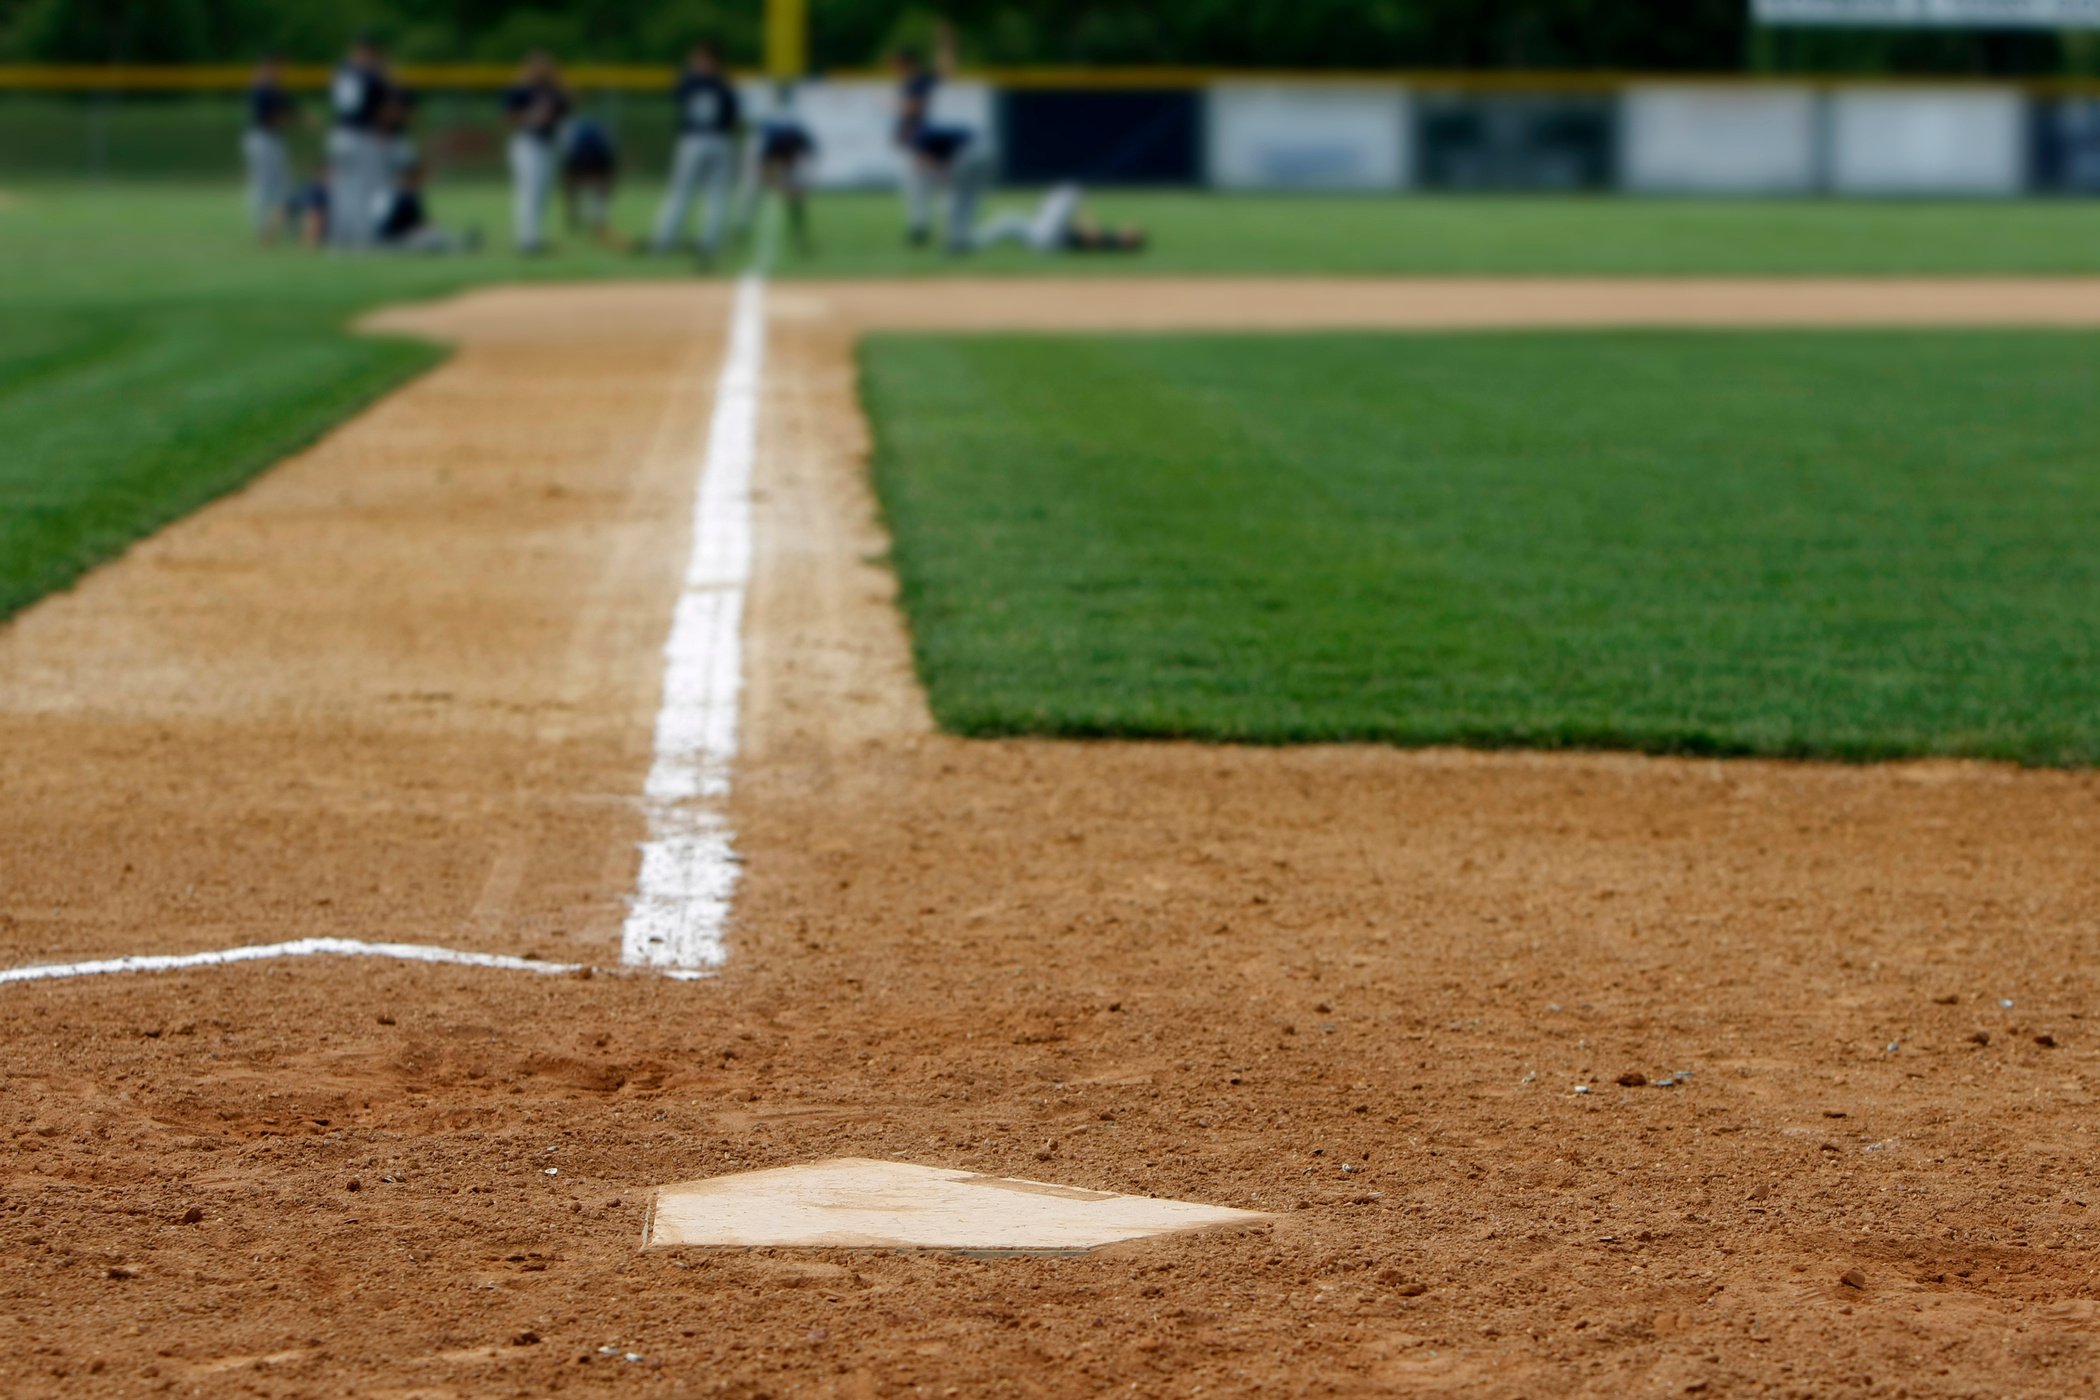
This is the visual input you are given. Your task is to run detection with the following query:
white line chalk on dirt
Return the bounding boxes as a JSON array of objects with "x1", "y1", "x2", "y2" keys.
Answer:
[
  {"x1": 0, "y1": 937, "x2": 584, "y2": 986},
  {"x1": 2, "y1": 271, "x2": 768, "y2": 990},
  {"x1": 619, "y1": 270, "x2": 767, "y2": 975}
]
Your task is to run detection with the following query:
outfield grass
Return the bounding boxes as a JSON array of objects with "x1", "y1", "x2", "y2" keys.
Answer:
[
  {"x1": 810, "y1": 190, "x2": 2100, "y2": 278},
  {"x1": 10, "y1": 180, "x2": 2100, "y2": 625},
  {"x1": 864, "y1": 330, "x2": 2100, "y2": 765}
]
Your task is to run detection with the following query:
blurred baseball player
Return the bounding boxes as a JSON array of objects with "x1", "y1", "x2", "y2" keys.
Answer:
[
  {"x1": 283, "y1": 170, "x2": 329, "y2": 247},
  {"x1": 735, "y1": 102, "x2": 818, "y2": 255},
  {"x1": 561, "y1": 116, "x2": 622, "y2": 245},
  {"x1": 504, "y1": 52, "x2": 571, "y2": 253},
  {"x1": 972, "y1": 183, "x2": 1147, "y2": 254},
  {"x1": 242, "y1": 54, "x2": 295, "y2": 241},
  {"x1": 891, "y1": 22, "x2": 989, "y2": 254},
  {"x1": 373, "y1": 162, "x2": 478, "y2": 254},
  {"x1": 650, "y1": 43, "x2": 742, "y2": 258},
  {"x1": 326, "y1": 34, "x2": 391, "y2": 249},
  {"x1": 376, "y1": 75, "x2": 419, "y2": 182}
]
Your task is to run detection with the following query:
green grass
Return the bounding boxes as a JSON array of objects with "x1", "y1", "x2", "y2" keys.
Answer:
[
  {"x1": 863, "y1": 330, "x2": 2100, "y2": 764},
  {"x1": 810, "y1": 190, "x2": 2100, "y2": 278},
  {"x1": 0, "y1": 184, "x2": 694, "y2": 621},
  {"x1": 10, "y1": 179, "x2": 2100, "y2": 625}
]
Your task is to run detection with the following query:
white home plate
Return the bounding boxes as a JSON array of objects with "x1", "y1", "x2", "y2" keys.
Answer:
[{"x1": 644, "y1": 1158, "x2": 1268, "y2": 1253}]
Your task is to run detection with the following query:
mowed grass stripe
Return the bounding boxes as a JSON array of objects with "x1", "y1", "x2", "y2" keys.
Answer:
[
  {"x1": 863, "y1": 329, "x2": 2100, "y2": 764},
  {"x1": 0, "y1": 308, "x2": 440, "y2": 619}
]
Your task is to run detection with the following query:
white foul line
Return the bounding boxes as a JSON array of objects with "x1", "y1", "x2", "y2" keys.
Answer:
[
  {"x1": 618, "y1": 270, "x2": 766, "y2": 975},
  {"x1": 1, "y1": 272, "x2": 767, "y2": 989},
  {"x1": 0, "y1": 937, "x2": 583, "y2": 986}
]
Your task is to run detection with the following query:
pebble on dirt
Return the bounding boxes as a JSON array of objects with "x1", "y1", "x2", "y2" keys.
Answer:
[
  {"x1": 1840, "y1": 1268, "x2": 1867, "y2": 1289},
  {"x1": 1968, "y1": 1030, "x2": 1991, "y2": 1046},
  {"x1": 1615, "y1": 1071, "x2": 1648, "y2": 1087}
]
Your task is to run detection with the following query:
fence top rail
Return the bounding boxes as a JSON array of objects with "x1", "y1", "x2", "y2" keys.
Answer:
[{"x1": 6, "y1": 64, "x2": 2100, "y2": 96}]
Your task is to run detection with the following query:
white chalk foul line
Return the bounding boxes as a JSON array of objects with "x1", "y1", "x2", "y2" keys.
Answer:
[
  {"x1": 2, "y1": 272, "x2": 767, "y2": 989},
  {"x1": 618, "y1": 269, "x2": 766, "y2": 975}
]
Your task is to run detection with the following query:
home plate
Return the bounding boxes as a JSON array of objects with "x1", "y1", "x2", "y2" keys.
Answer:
[{"x1": 643, "y1": 1158, "x2": 1269, "y2": 1253}]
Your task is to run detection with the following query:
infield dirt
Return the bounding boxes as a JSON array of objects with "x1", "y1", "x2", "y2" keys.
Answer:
[{"x1": 2, "y1": 280, "x2": 2099, "y2": 1397}]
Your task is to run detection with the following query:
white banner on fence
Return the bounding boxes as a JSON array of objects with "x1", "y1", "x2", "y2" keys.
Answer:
[
  {"x1": 1755, "y1": 0, "x2": 2100, "y2": 26},
  {"x1": 1829, "y1": 89, "x2": 2025, "y2": 193},
  {"x1": 1206, "y1": 83, "x2": 1410, "y2": 191},
  {"x1": 1621, "y1": 86, "x2": 1821, "y2": 193}
]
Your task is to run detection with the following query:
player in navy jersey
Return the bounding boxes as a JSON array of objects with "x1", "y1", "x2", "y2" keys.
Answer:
[
  {"x1": 504, "y1": 52, "x2": 571, "y2": 253},
  {"x1": 376, "y1": 78, "x2": 419, "y2": 185},
  {"x1": 649, "y1": 43, "x2": 742, "y2": 258},
  {"x1": 326, "y1": 35, "x2": 391, "y2": 249},
  {"x1": 373, "y1": 162, "x2": 477, "y2": 253},
  {"x1": 242, "y1": 54, "x2": 295, "y2": 241},
  {"x1": 561, "y1": 117, "x2": 621, "y2": 246},
  {"x1": 732, "y1": 97, "x2": 818, "y2": 256},
  {"x1": 890, "y1": 22, "x2": 987, "y2": 253},
  {"x1": 889, "y1": 27, "x2": 948, "y2": 247}
]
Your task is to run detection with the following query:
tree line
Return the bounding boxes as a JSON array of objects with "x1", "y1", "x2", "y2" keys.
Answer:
[{"x1": 5, "y1": 0, "x2": 2095, "y2": 75}]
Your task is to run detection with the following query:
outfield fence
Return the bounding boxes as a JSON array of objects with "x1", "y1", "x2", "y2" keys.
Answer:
[{"x1": 4, "y1": 67, "x2": 2100, "y2": 193}]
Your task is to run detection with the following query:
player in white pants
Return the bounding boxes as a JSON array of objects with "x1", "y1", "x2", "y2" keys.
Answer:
[
  {"x1": 325, "y1": 37, "x2": 390, "y2": 250},
  {"x1": 733, "y1": 110, "x2": 818, "y2": 254},
  {"x1": 651, "y1": 43, "x2": 742, "y2": 257},
  {"x1": 972, "y1": 183, "x2": 1147, "y2": 254},
  {"x1": 889, "y1": 24, "x2": 991, "y2": 254},
  {"x1": 241, "y1": 55, "x2": 294, "y2": 240},
  {"x1": 973, "y1": 183, "x2": 1081, "y2": 252},
  {"x1": 504, "y1": 52, "x2": 570, "y2": 253}
]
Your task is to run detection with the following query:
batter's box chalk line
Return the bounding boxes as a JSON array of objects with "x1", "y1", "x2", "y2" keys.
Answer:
[{"x1": 0, "y1": 275, "x2": 768, "y2": 991}]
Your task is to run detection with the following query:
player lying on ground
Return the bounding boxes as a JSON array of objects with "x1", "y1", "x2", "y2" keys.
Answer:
[{"x1": 972, "y1": 184, "x2": 1147, "y2": 254}]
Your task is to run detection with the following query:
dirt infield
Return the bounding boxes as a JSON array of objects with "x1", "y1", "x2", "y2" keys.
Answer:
[{"x1": 4, "y1": 280, "x2": 2100, "y2": 1397}]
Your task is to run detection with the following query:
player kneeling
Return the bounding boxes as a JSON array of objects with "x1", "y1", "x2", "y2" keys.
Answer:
[
  {"x1": 373, "y1": 164, "x2": 479, "y2": 254},
  {"x1": 562, "y1": 117, "x2": 623, "y2": 248}
]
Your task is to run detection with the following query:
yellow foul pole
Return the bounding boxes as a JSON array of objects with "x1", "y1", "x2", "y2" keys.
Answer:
[{"x1": 765, "y1": 0, "x2": 808, "y2": 80}]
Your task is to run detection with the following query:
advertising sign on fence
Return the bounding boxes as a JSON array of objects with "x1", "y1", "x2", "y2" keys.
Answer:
[
  {"x1": 1754, "y1": 0, "x2": 2100, "y2": 26},
  {"x1": 1206, "y1": 83, "x2": 1410, "y2": 191}
]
